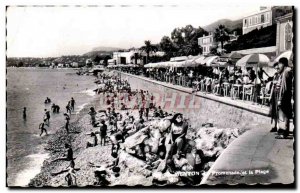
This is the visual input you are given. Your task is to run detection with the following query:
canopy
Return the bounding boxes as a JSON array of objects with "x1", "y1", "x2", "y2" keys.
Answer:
[
  {"x1": 194, "y1": 56, "x2": 206, "y2": 66},
  {"x1": 236, "y1": 54, "x2": 270, "y2": 67},
  {"x1": 211, "y1": 61, "x2": 231, "y2": 67},
  {"x1": 203, "y1": 56, "x2": 219, "y2": 66},
  {"x1": 221, "y1": 52, "x2": 243, "y2": 60},
  {"x1": 171, "y1": 61, "x2": 186, "y2": 68},
  {"x1": 184, "y1": 55, "x2": 204, "y2": 67}
]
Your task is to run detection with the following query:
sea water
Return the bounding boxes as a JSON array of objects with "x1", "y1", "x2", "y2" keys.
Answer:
[{"x1": 6, "y1": 68, "x2": 96, "y2": 186}]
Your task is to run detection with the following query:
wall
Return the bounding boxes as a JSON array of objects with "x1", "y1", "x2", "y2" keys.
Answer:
[{"x1": 119, "y1": 72, "x2": 270, "y2": 129}]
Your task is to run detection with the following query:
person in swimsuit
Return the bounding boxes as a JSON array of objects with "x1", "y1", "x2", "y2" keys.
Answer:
[
  {"x1": 39, "y1": 120, "x2": 48, "y2": 136},
  {"x1": 51, "y1": 143, "x2": 74, "y2": 162},
  {"x1": 70, "y1": 97, "x2": 76, "y2": 112},
  {"x1": 64, "y1": 113, "x2": 70, "y2": 133},
  {"x1": 23, "y1": 107, "x2": 27, "y2": 120},
  {"x1": 169, "y1": 113, "x2": 188, "y2": 157},
  {"x1": 44, "y1": 109, "x2": 51, "y2": 125}
]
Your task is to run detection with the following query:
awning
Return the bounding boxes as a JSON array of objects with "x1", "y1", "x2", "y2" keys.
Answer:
[
  {"x1": 194, "y1": 56, "x2": 206, "y2": 66},
  {"x1": 203, "y1": 56, "x2": 219, "y2": 66}
]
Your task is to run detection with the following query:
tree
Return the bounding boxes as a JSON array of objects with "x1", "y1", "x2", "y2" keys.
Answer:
[
  {"x1": 17, "y1": 61, "x2": 24, "y2": 67},
  {"x1": 159, "y1": 36, "x2": 177, "y2": 59},
  {"x1": 140, "y1": 40, "x2": 158, "y2": 64},
  {"x1": 93, "y1": 55, "x2": 101, "y2": 63},
  {"x1": 170, "y1": 25, "x2": 207, "y2": 56},
  {"x1": 214, "y1": 25, "x2": 230, "y2": 51},
  {"x1": 210, "y1": 45, "x2": 220, "y2": 56}
]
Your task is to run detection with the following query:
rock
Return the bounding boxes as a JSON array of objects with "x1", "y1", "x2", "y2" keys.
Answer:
[
  {"x1": 152, "y1": 171, "x2": 179, "y2": 184},
  {"x1": 123, "y1": 127, "x2": 149, "y2": 149}
]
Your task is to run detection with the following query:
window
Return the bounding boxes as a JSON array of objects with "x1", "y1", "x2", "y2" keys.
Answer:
[
  {"x1": 249, "y1": 18, "x2": 252, "y2": 25},
  {"x1": 244, "y1": 19, "x2": 247, "y2": 26},
  {"x1": 285, "y1": 23, "x2": 292, "y2": 50},
  {"x1": 261, "y1": 14, "x2": 265, "y2": 23},
  {"x1": 266, "y1": 13, "x2": 269, "y2": 22}
]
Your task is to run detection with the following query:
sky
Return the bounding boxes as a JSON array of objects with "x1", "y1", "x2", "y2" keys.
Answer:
[{"x1": 6, "y1": 5, "x2": 262, "y2": 57}]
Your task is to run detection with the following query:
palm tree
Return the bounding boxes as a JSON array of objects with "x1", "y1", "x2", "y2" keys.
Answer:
[
  {"x1": 214, "y1": 25, "x2": 230, "y2": 52},
  {"x1": 140, "y1": 40, "x2": 158, "y2": 64}
]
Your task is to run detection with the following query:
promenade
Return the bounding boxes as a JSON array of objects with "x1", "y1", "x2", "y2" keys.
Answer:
[{"x1": 201, "y1": 123, "x2": 294, "y2": 185}]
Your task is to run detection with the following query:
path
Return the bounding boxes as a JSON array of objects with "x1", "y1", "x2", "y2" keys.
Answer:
[{"x1": 201, "y1": 123, "x2": 294, "y2": 185}]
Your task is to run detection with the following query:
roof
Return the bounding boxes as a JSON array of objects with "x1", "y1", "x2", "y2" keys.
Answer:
[{"x1": 275, "y1": 12, "x2": 293, "y2": 22}]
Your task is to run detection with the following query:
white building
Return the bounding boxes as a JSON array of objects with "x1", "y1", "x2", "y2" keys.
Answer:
[
  {"x1": 198, "y1": 32, "x2": 238, "y2": 55},
  {"x1": 198, "y1": 32, "x2": 214, "y2": 55},
  {"x1": 113, "y1": 51, "x2": 136, "y2": 65},
  {"x1": 72, "y1": 62, "x2": 79, "y2": 68},
  {"x1": 242, "y1": 6, "x2": 293, "y2": 35}
]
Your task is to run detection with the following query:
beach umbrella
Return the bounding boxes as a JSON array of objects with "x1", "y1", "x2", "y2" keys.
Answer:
[
  {"x1": 236, "y1": 53, "x2": 270, "y2": 67},
  {"x1": 236, "y1": 53, "x2": 270, "y2": 102},
  {"x1": 221, "y1": 52, "x2": 243, "y2": 65},
  {"x1": 272, "y1": 50, "x2": 293, "y2": 67}
]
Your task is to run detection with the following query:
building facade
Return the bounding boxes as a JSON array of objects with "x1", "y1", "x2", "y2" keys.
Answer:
[
  {"x1": 242, "y1": 6, "x2": 293, "y2": 35},
  {"x1": 198, "y1": 32, "x2": 214, "y2": 55},
  {"x1": 198, "y1": 32, "x2": 239, "y2": 55},
  {"x1": 275, "y1": 12, "x2": 293, "y2": 55}
]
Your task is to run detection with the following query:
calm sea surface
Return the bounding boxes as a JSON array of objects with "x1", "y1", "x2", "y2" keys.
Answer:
[{"x1": 7, "y1": 68, "x2": 96, "y2": 186}]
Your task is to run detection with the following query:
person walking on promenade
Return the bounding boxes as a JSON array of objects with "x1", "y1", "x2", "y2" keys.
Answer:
[
  {"x1": 269, "y1": 58, "x2": 293, "y2": 139},
  {"x1": 39, "y1": 120, "x2": 48, "y2": 136},
  {"x1": 70, "y1": 97, "x2": 76, "y2": 112},
  {"x1": 99, "y1": 120, "x2": 107, "y2": 146}
]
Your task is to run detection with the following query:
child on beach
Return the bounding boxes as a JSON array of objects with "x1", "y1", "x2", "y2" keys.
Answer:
[{"x1": 86, "y1": 132, "x2": 98, "y2": 148}]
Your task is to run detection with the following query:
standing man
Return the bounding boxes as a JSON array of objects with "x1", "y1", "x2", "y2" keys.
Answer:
[
  {"x1": 64, "y1": 113, "x2": 70, "y2": 134},
  {"x1": 99, "y1": 120, "x2": 107, "y2": 146},
  {"x1": 70, "y1": 97, "x2": 76, "y2": 112},
  {"x1": 270, "y1": 58, "x2": 293, "y2": 138}
]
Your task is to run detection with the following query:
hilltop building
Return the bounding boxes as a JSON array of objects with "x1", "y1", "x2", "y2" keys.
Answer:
[{"x1": 242, "y1": 6, "x2": 293, "y2": 35}]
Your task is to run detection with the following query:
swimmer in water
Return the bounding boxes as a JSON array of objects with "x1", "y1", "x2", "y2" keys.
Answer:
[
  {"x1": 23, "y1": 107, "x2": 27, "y2": 120},
  {"x1": 39, "y1": 120, "x2": 48, "y2": 136},
  {"x1": 44, "y1": 109, "x2": 51, "y2": 125}
]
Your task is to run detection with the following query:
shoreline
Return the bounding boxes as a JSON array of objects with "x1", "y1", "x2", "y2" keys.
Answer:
[
  {"x1": 27, "y1": 91, "x2": 101, "y2": 187},
  {"x1": 26, "y1": 73, "x2": 248, "y2": 187}
]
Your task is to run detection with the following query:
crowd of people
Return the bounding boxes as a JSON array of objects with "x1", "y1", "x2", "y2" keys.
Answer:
[
  {"x1": 117, "y1": 57, "x2": 294, "y2": 139},
  {"x1": 78, "y1": 73, "x2": 212, "y2": 186}
]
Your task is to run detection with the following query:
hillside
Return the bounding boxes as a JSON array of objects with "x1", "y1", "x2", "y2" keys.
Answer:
[
  {"x1": 203, "y1": 19, "x2": 243, "y2": 33},
  {"x1": 83, "y1": 46, "x2": 125, "y2": 57},
  {"x1": 91, "y1": 46, "x2": 124, "y2": 52}
]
